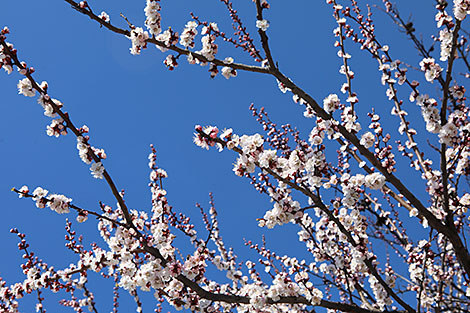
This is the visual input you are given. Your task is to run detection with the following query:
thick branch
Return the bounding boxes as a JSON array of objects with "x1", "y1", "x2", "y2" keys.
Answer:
[
  {"x1": 200, "y1": 132, "x2": 415, "y2": 313},
  {"x1": 270, "y1": 68, "x2": 470, "y2": 278},
  {"x1": 254, "y1": 0, "x2": 276, "y2": 69}
]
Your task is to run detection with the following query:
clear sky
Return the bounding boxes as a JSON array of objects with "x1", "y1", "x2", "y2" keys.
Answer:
[{"x1": 0, "y1": 0, "x2": 442, "y2": 312}]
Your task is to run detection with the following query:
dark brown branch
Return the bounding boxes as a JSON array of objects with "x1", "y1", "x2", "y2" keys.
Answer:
[
  {"x1": 4, "y1": 38, "x2": 398, "y2": 311},
  {"x1": 270, "y1": 68, "x2": 470, "y2": 279},
  {"x1": 440, "y1": 21, "x2": 462, "y2": 229},
  {"x1": 254, "y1": 0, "x2": 276, "y2": 69},
  {"x1": 11, "y1": 188, "x2": 127, "y2": 228},
  {"x1": 64, "y1": 0, "x2": 270, "y2": 74},
  {"x1": 199, "y1": 132, "x2": 415, "y2": 313}
]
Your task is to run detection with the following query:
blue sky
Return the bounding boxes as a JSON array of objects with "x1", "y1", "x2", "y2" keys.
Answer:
[{"x1": 0, "y1": 0, "x2": 444, "y2": 312}]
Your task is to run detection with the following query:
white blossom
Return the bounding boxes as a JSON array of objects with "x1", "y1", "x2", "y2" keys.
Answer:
[
  {"x1": 17, "y1": 78, "x2": 35, "y2": 97},
  {"x1": 145, "y1": 0, "x2": 161, "y2": 36},
  {"x1": 128, "y1": 27, "x2": 149, "y2": 55},
  {"x1": 256, "y1": 19, "x2": 269, "y2": 31},
  {"x1": 98, "y1": 11, "x2": 110, "y2": 23},
  {"x1": 47, "y1": 194, "x2": 72, "y2": 214},
  {"x1": 32, "y1": 187, "x2": 48, "y2": 208},
  {"x1": 454, "y1": 0, "x2": 470, "y2": 20},
  {"x1": 90, "y1": 162, "x2": 105, "y2": 179},
  {"x1": 364, "y1": 172, "x2": 386, "y2": 190},
  {"x1": 360, "y1": 131, "x2": 375, "y2": 148},
  {"x1": 419, "y1": 58, "x2": 442, "y2": 82},
  {"x1": 323, "y1": 93, "x2": 340, "y2": 113},
  {"x1": 439, "y1": 122, "x2": 458, "y2": 145},
  {"x1": 221, "y1": 66, "x2": 237, "y2": 79},
  {"x1": 179, "y1": 21, "x2": 197, "y2": 48}
]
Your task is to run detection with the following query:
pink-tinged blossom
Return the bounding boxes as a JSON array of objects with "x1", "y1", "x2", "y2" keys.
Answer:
[
  {"x1": 46, "y1": 118, "x2": 66, "y2": 137},
  {"x1": 415, "y1": 95, "x2": 441, "y2": 133},
  {"x1": 337, "y1": 50, "x2": 351, "y2": 59},
  {"x1": 92, "y1": 147, "x2": 107, "y2": 160},
  {"x1": 219, "y1": 128, "x2": 233, "y2": 141},
  {"x1": 186, "y1": 52, "x2": 196, "y2": 64},
  {"x1": 341, "y1": 174, "x2": 365, "y2": 208},
  {"x1": 196, "y1": 23, "x2": 218, "y2": 61},
  {"x1": 336, "y1": 17, "x2": 346, "y2": 25},
  {"x1": 6, "y1": 3, "x2": 470, "y2": 312},
  {"x1": 76, "y1": 212, "x2": 88, "y2": 223},
  {"x1": 360, "y1": 131, "x2": 375, "y2": 148},
  {"x1": 364, "y1": 172, "x2": 386, "y2": 190},
  {"x1": 144, "y1": 0, "x2": 161, "y2": 36},
  {"x1": 277, "y1": 80, "x2": 290, "y2": 93},
  {"x1": 201, "y1": 22, "x2": 219, "y2": 35},
  {"x1": 128, "y1": 27, "x2": 149, "y2": 55},
  {"x1": 222, "y1": 131, "x2": 240, "y2": 151},
  {"x1": 456, "y1": 149, "x2": 469, "y2": 175},
  {"x1": 155, "y1": 29, "x2": 179, "y2": 52},
  {"x1": 409, "y1": 208, "x2": 419, "y2": 217},
  {"x1": 369, "y1": 276, "x2": 392, "y2": 309},
  {"x1": 221, "y1": 66, "x2": 237, "y2": 79},
  {"x1": 346, "y1": 94, "x2": 358, "y2": 104},
  {"x1": 453, "y1": 0, "x2": 470, "y2": 20},
  {"x1": 419, "y1": 58, "x2": 442, "y2": 82},
  {"x1": 0, "y1": 46, "x2": 13, "y2": 74},
  {"x1": 17, "y1": 185, "x2": 29, "y2": 198},
  {"x1": 17, "y1": 78, "x2": 35, "y2": 97},
  {"x1": 339, "y1": 64, "x2": 354, "y2": 78},
  {"x1": 98, "y1": 11, "x2": 110, "y2": 23},
  {"x1": 193, "y1": 125, "x2": 219, "y2": 150},
  {"x1": 198, "y1": 35, "x2": 218, "y2": 61},
  {"x1": 341, "y1": 106, "x2": 361, "y2": 132},
  {"x1": 439, "y1": 122, "x2": 459, "y2": 145},
  {"x1": 309, "y1": 118, "x2": 338, "y2": 146},
  {"x1": 37, "y1": 95, "x2": 57, "y2": 117},
  {"x1": 77, "y1": 136, "x2": 91, "y2": 164},
  {"x1": 239, "y1": 133, "x2": 264, "y2": 155},
  {"x1": 179, "y1": 21, "x2": 197, "y2": 48},
  {"x1": 258, "y1": 149, "x2": 277, "y2": 169},
  {"x1": 90, "y1": 162, "x2": 104, "y2": 179},
  {"x1": 256, "y1": 19, "x2": 269, "y2": 31},
  {"x1": 436, "y1": 11, "x2": 453, "y2": 28},
  {"x1": 323, "y1": 93, "x2": 340, "y2": 113},
  {"x1": 439, "y1": 28, "x2": 453, "y2": 61},
  {"x1": 163, "y1": 54, "x2": 178, "y2": 70},
  {"x1": 47, "y1": 194, "x2": 72, "y2": 214},
  {"x1": 233, "y1": 154, "x2": 256, "y2": 177},
  {"x1": 305, "y1": 286, "x2": 323, "y2": 305},
  {"x1": 451, "y1": 85, "x2": 466, "y2": 99},
  {"x1": 460, "y1": 193, "x2": 470, "y2": 208},
  {"x1": 32, "y1": 187, "x2": 48, "y2": 208}
]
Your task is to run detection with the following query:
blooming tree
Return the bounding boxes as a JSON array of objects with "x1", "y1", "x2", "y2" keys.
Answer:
[{"x1": 1, "y1": 0, "x2": 470, "y2": 312}]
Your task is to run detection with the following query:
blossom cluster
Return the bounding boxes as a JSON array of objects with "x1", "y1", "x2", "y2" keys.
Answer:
[
  {"x1": 4, "y1": 0, "x2": 470, "y2": 312},
  {"x1": 17, "y1": 186, "x2": 72, "y2": 215},
  {"x1": 454, "y1": 0, "x2": 470, "y2": 20},
  {"x1": 76, "y1": 134, "x2": 107, "y2": 179},
  {"x1": 128, "y1": 27, "x2": 149, "y2": 55},
  {"x1": 419, "y1": 58, "x2": 442, "y2": 82},
  {"x1": 144, "y1": 0, "x2": 161, "y2": 36},
  {"x1": 197, "y1": 23, "x2": 219, "y2": 61},
  {"x1": 179, "y1": 21, "x2": 198, "y2": 48},
  {"x1": 0, "y1": 28, "x2": 14, "y2": 74},
  {"x1": 414, "y1": 94, "x2": 441, "y2": 134},
  {"x1": 4, "y1": 36, "x2": 109, "y2": 181},
  {"x1": 435, "y1": 8, "x2": 454, "y2": 61},
  {"x1": 155, "y1": 28, "x2": 179, "y2": 52}
]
